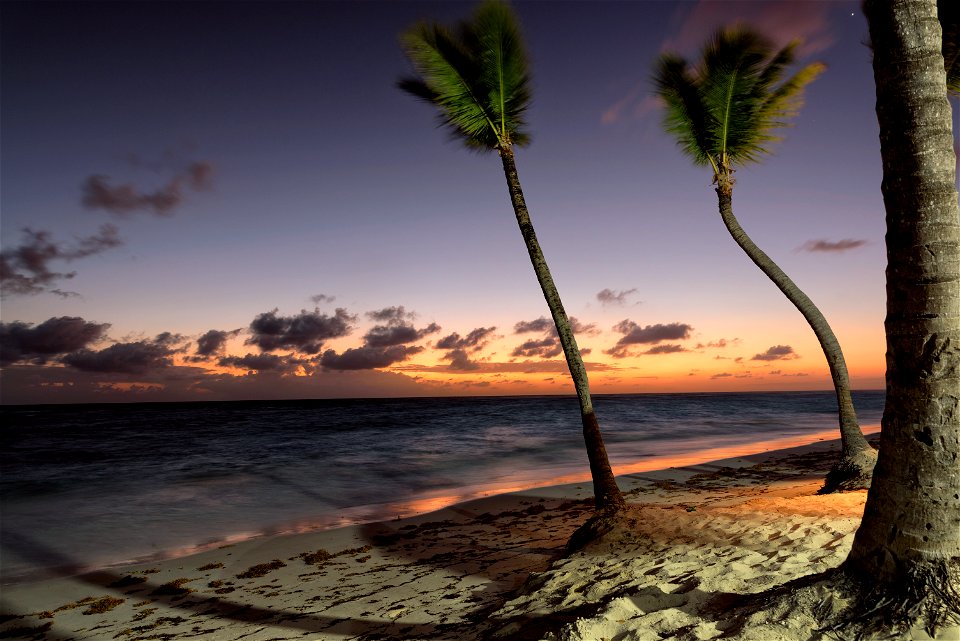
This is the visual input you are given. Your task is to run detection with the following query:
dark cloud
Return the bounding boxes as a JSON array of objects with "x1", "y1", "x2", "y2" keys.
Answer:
[
  {"x1": 800, "y1": 239, "x2": 868, "y2": 253},
  {"x1": 442, "y1": 348, "x2": 481, "y2": 371},
  {"x1": 511, "y1": 337, "x2": 563, "y2": 359},
  {"x1": 596, "y1": 288, "x2": 639, "y2": 306},
  {"x1": 513, "y1": 316, "x2": 598, "y2": 337},
  {"x1": 643, "y1": 344, "x2": 686, "y2": 355},
  {"x1": 219, "y1": 352, "x2": 297, "y2": 373},
  {"x1": 366, "y1": 306, "x2": 416, "y2": 323},
  {"x1": 435, "y1": 326, "x2": 496, "y2": 371},
  {"x1": 751, "y1": 345, "x2": 798, "y2": 361},
  {"x1": 63, "y1": 333, "x2": 184, "y2": 374},
  {"x1": 310, "y1": 293, "x2": 335, "y2": 305},
  {"x1": 364, "y1": 323, "x2": 440, "y2": 347},
  {"x1": 606, "y1": 320, "x2": 693, "y2": 358},
  {"x1": 0, "y1": 316, "x2": 110, "y2": 365},
  {"x1": 711, "y1": 372, "x2": 733, "y2": 379},
  {"x1": 0, "y1": 225, "x2": 122, "y2": 297},
  {"x1": 321, "y1": 345, "x2": 423, "y2": 371},
  {"x1": 514, "y1": 317, "x2": 554, "y2": 334},
  {"x1": 247, "y1": 308, "x2": 355, "y2": 354},
  {"x1": 195, "y1": 329, "x2": 241, "y2": 358},
  {"x1": 436, "y1": 327, "x2": 496, "y2": 350},
  {"x1": 81, "y1": 161, "x2": 214, "y2": 217}
]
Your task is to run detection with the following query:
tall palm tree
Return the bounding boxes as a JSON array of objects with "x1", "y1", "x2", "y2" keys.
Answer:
[
  {"x1": 843, "y1": 0, "x2": 960, "y2": 634},
  {"x1": 652, "y1": 27, "x2": 877, "y2": 493},
  {"x1": 398, "y1": 0, "x2": 625, "y2": 511}
]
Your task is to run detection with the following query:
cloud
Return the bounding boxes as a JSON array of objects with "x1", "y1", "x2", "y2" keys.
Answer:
[
  {"x1": 606, "y1": 320, "x2": 693, "y2": 358},
  {"x1": 434, "y1": 327, "x2": 496, "y2": 371},
  {"x1": 800, "y1": 239, "x2": 868, "y2": 253},
  {"x1": 0, "y1": 316, "x2": 110, "y2": 365},
  {"x1": 511, "y1": 337, "x2": 563, "y2": 359},
  {"x1": 318, "y1": 306, "x2": 438, "y2": 369},
  {"x1": 81, "y1": 161, "x2": 214, "y2": 217},
  {"x1": 436, "y1": 327, "x2": 496, "y2": 351},
  {"x1": 751, "y1": 345, "x2": 798, "y2": 361},
  {"x1": 596, "y1": 288, "x2": 639, "y2": 306},
  {"x1": 219, "y1": 352, "x2": 299, "y2": 373},
  {"x1": 63, "y1": 332, "x2": 184, "y2": 374},
  {"x1": 514, "y1": 316, "x2": 598, "y2": 337},
  {"x1": 362, "y1": 306, "x2": 440, "y2": 347},
  {"x1": 695, "y1": 338, "x2": 739, "y2": 349},
  {"x1": 711, "y1": 372, "x2": 733, "y2": 379},
  {"x1": 310, "y1": 293, "x2": 335, "y2": 305},
  {"x1": 514, "y1": 317, "x2": 554, "y2": 334},
  {"x1": 0, "y1": 225, "x2": 122, "y2": 297},
  {"x1": 642, "y1": 344, "x2": 686, "y2": 355},
  {"x1": 442, "y1": 348, "x2": 480, "y2": 371},
  {"x1": 321, "y1": 345, "x2": 424, "y2": 371},
  {"x1": 194, "y1": 328, "x2": 241, "y2": 358},
  {"x1": 246, "y1": 307, "x2": 356, "y2": 354}
]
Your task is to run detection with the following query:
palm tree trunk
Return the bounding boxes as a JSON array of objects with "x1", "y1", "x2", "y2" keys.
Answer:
[
  {"x1": 845, "y1": 0, "x2": 960, "y2": 626},
  {"x1": 499, "y1": 145, "x2": 625, "y2": 512},
  {"x1": 714, "y1": 176, "x2": 876, "y2": 492}
]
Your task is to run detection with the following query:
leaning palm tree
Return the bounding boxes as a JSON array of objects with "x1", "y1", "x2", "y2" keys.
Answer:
[
  {"x1": 653, "y1": 27, "x2": 877, "y2": 492},
  {"x1": 398, "y1": 0, "x2": 625, "y2": 511}
]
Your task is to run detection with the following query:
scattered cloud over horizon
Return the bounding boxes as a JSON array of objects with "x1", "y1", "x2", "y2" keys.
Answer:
[
  {"x1": 310, "y1": 293, "x2": 335, "y2": 305},
  {"x1": 437, "y1": 327, "x2": 497, "y2": 371},
  {"x1": 800, "y1": 239, "x2": 868, "y2": 253},
  {"x1": 320, "y1": 306, "x2": 438, "y2": 371},
  {"x1": 606, "y1": 320, "x2": 693, "y2": 358},
  {"x1": 0, "y1": 225, "x2": 122, "y2": 297},
  {"x1": 82, "y1": 161, "x2": 214, "y2": 217},
  {"x1": 751, "y1": 345, "x2": 798, "y2": 361},
  {"x1": 63, "y1": 332, "x2": 185, "y2": 374},
  {"x1": 220, "y1": 352, "x2": 303, "y2": 374},
  {"x1": 642, "y1": 344, "x2": 687, "y2": 355},
  {"x1": 192, "y1": 328, "x2": 242, "y2": 360},
  {"x1": 695, "y1": 338, "x2": 740, "y2": 349},
  {"x1": 596, "y1": 288, "x2": 640, "y2": 306},
  {"x1": 510, "y1": 316, "x2": 599, "y2": 360},
  {"x1": 0, "y1": 317, "x2": 111, "y2": 366},
  {"x1": 246, "y1": 307, "x2": 356, "y2": 354}
]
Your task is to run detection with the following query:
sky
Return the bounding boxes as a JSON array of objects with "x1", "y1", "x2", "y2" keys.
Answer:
[{"x1": 1, "y1": 0, "x2": 954, "y2": 404}]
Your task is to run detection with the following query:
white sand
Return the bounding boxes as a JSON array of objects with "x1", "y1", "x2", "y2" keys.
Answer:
[{"x1": 2, "y1": 433, "x2": 957, "y2": 641}]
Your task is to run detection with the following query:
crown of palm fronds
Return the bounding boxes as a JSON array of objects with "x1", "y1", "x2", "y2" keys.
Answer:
[
  {"x1": 653, "y1": 25, "x2": 825, "y2": 174},
  {"x1": 399, "y1": 0, "x2": 531, "y2": 152}
]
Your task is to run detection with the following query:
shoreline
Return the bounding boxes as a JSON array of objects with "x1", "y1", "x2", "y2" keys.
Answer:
[
  {"x1": 0, "y1": 424, "x2": 880, "y2": 588},
  {"x1": 1, "y1": 429, "x2": 931, "y2": 641}
]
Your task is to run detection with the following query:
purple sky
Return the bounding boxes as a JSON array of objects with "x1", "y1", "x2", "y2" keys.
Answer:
[{"x1": 2, "y1": 1, "x2": 954, "y2": 404}]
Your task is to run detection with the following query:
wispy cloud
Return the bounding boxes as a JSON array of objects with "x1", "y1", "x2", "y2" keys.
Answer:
[
  {"x1": 800, "y1": 239, "x2": 868, "y2": 253},
  {"x1": 596, "y1": 288, "x2": 640, "y2": 307},
  {"x1": 82, "y1": 161, "x2": 213, "y2": 217},
  {"x1": 0, "y1": 225, "x2": 122, "y2": 297}
]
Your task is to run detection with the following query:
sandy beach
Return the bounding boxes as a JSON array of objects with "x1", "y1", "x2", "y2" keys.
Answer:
[{"x1": 2, "y1": 432, "x2": 957, "y2": 641}]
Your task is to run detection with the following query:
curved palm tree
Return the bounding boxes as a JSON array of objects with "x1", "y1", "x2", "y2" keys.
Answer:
[
  {"x1": 398, "y1": 0, "x2": 625, "y2": 511},
  {"x1": 652, "y1": 27, "x2": 877, "y2": 492}
]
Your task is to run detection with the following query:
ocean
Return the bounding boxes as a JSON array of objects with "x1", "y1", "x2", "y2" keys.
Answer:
[{"x1": 0, "y1": 390, "x2": 884, "y2": 584}]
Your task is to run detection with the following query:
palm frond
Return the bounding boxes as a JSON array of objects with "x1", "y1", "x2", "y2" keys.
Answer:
[
  {"x1": 398, "y1": 0, "x2": 531, "y2": 151},
  {"x1": 652, "y1": 24, "x2": 824, "y2": 173},
  {"x1": 653, "y1": 54, "x2": 713, "y2": 167}
]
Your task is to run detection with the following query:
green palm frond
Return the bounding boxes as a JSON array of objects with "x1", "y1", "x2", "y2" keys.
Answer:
[
  {"x1": 398, "y1": 0, "x2": 531, "y2": 151},
  {"x1": 653, "y1": 25, "x2": 823, "y2": 174}
]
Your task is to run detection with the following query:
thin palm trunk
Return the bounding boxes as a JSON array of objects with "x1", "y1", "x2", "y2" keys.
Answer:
[
  {"x1": 715, "y1": 177, "x2": 876, "y2": 491},
  {"x1": 500, "y1": 145, "x2": 625, "y2": 512},
  {"x1": 846, "y1": 0, "x2": 960, "y2": 622}
]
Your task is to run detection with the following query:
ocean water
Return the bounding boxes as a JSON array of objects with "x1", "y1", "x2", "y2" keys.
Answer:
[{"x1": 0, "y1": 391, "x2": 884, "y2": 584}]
